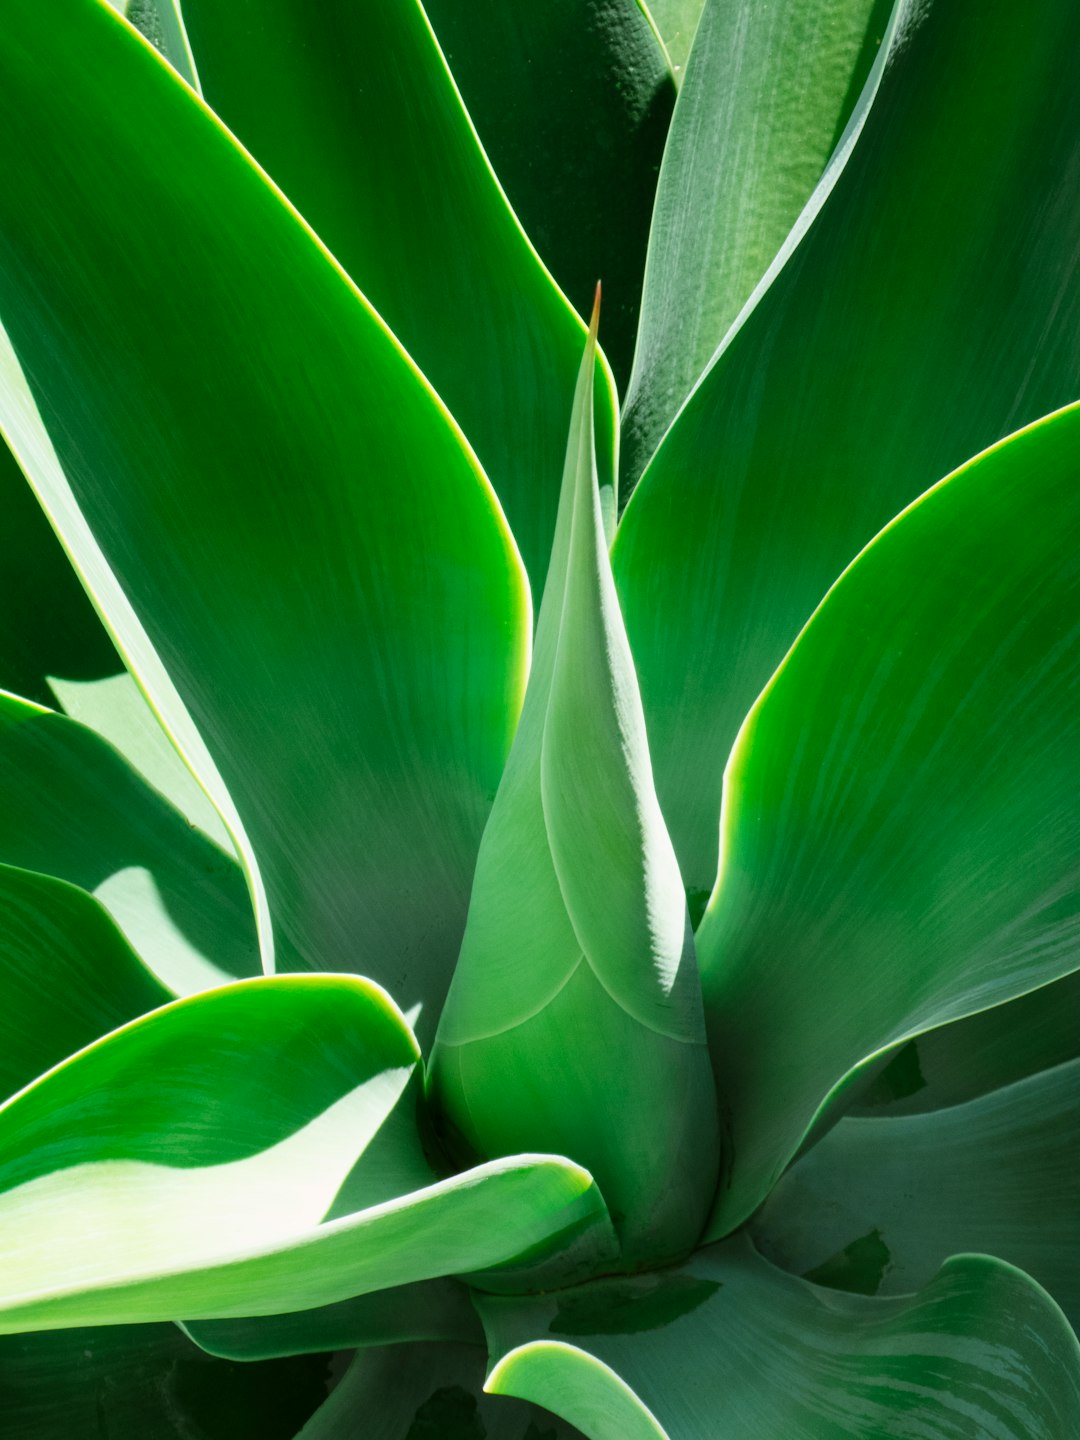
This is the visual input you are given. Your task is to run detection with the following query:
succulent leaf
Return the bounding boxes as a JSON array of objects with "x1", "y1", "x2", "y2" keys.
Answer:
[
  {"x1": 479, "y1": 1234, "x2": 1080, "y2": 1439},
  {"x1": 178, "y1": 0, "x2": 619, "y2": 595},
  {"x1": 623, "y1": 0, "x2": 894, "y2": 487},
  {"x1": 430, "y1": 302, "x2": 719, "y2": 1266},
  {"x1": 752, "y1": 1057, "x2": 1080, "y2": 1328},
  {"x1": 615, "y1": 0, "x2": 1080, "y2": 903},
  {"x1": 0, "y1": 0, "x2": 530, "y2": 1038},
  {"x1": 0, "y1": 692, "x2": 259, "y2": 995},
  {"x1": 695, "y1": 403, "x2": 1080, "y2": 1234}
]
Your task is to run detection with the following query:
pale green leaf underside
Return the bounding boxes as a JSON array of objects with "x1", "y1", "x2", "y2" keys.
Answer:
[
  {"x1": 753, "y1": 1058, "x2": 1080, "y2": 1329},
  {"x1": 0, "y1": 0, "x2": 529, "y2": 1040},
  {"x1": 696, "y1": 403, "x2": 1080, "y2": 1235},
  {"x1": 106, "y1": 0, "x2": 200, "y2": 90},
  {"x1": 0, "y1": 691, "x2": 258, "y2": 996},
  {"x1": 0, "y1": 974, "x2": 608, "y2": 1333},
  {"x1": 480, "y1": 1235, "x2": 1080, "y2": 1438}
]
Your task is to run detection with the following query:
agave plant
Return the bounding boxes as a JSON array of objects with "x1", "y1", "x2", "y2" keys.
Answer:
[{"x1": 0, "y1": 0, "x2": 1078, "y2": 1434}]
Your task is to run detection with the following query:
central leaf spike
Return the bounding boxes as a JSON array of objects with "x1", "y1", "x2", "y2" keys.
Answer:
[{"x1": 428, "y1": 291, "x2": 720, "y2": 1269}]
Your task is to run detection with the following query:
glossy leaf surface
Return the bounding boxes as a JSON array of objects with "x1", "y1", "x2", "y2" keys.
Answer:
[
  {"x1": 753, "y1": 1059, "x2": 1080, "y2": 1328},
  {"x1": 615, "y1": 0, "x2": 1080, "y2": 902},
  {"x1": 180, "y1": 0, "x2": 618, "y2": 593},
  {"x1": 0, "y1": 975, "x2": 610, "y2": 1332},
  {"x1": 430, "y1": 311, "x2": 718, "y2": 1265},
  {"x1": 695, "y1": 405, "x2": 1080, "y2": 1234},
  {"x1": 0, "y1": 692, "x2": 258, "y2": 996},
  {"x1": 623, "y1": 0, "x2": 891, "y2": 485},
  {"x1": 0, "y1": 0, "x2": 529, "y2": 1038},
  {"x1": 424, "y1": 0, "x2": 675, "y2": 390},
  {"x1": 481, "y1": 1235, "x2": 1080, "y2": 1439},
  {"x1": 642, "y1": 0, "x2": 703, "y2": 74},
  {"x1": 0, "y1": 864, "x2": 170, "y2": 1102}
]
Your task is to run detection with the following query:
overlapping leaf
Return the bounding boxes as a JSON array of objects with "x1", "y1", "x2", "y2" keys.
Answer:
[
  {"x1": 0, "y1": 0, "x2": 530, "y2": 1039},
  {"x1": 0, "y1": 974, "x2": 611, "y2": 1333},
  {"x1": 179, "y1": 0, "x2": 618, "y2": 592},
  {"x1": 423, "y1": 0, "x2": 675, "y2": 390},
  {"x1": 0, "y1": 692, "x2": 258, "y2": 996},
  {"x1": 481, "y1": 1235, "x2": 1080, "y2": 1439},
  {"x1": 694, "y1": 404, "x2": 1080, "y2": 1233},
  {"x1": 430, "y1": 308, "x2": 718, "y2": 1265},
  {"x1": 615, "y1": 0, "x2": 1080, "y2": 903},
  {"x1": 623, "y1": 0, "x2": 894, "y2": 486},
  {"x1": 753, "y1": 1059, "x2": 1080, "y2": 1328}
]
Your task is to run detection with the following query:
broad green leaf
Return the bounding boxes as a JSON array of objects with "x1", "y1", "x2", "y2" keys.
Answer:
[
  {"x1": 423, "y1": 0, "x2": 675, "y2": 391},
  {"x1": 0, "y1": 692, "x2": 258, "y2": 996},
  {"x1": 0, "y1": 974, "x2": 610, "y2": 1332},
  {"x1": 0, "y1": 1323, "x2": 330, "y2": 1439},
  {"x1": 622, "y1": 0, "x2": 893, "y2": 486},
  {"x1": 49, "y1": 672, "x2": 232, "y2": 851},
  {"x1": 180, "y1": 0, "x2": 618, "y2": 594},
  {"x1": 694, "y1": 404, "x2": 1080, "y2": 1234},
  {"x1": 614, "y1": 0, "x2": 1080, "y2": 904},
  {"x1": 855, "y1": 970, "x2": 1080, "y2": 1118},
  {"x1": 430, "y1": 309, "x2": 719, "y2": 1266},
  {"x1": 184, "y1": 1278, "x2": 482, "y2": 1361},
  {"x1": 299, "y1": 1343, "x2": 582, "y2": 1440},
  {"x1": 641, "y1": 0, "x2": 703, "y2": 74},
  {"x1": 105, "y1": 0, "x2": 200, "y2": 87},
  {"x1": 0, "y1": 0, "x2": 530, "y2": 1040},
  {"x1": 0, "y1": 864, "x2": 170, "y2": 1102},
  {"x1": 752, "y1": 1059, "x2": 1080, "y2": 1329},
  {"x1": 0, "y1": 439, "x2": 119, "y2": 707},
  {"x1": 480, "y1": 1235, "x2": 1080, "y2": 1439}
]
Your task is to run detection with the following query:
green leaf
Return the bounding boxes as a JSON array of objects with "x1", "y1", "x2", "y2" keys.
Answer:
[
  {"x1": 0, "y1": 439, "x2": 119, "y2": 707},
  {"x1": 488, "y1": 1344, "x2": 667, "y2": 1440},
  {"x1": 752, "y1": 1058, "x2": 1080, "y2": 1329},
  {"x1": 179, "y1": 0, "x2": 618, "y2": 595},
  {"x1": 622, "y1": 0, "x2": 894, "y2": 486},
  {"x1": 423, "y1": 0, "x2": 675, "y2": 391},
  {"x1": 692, "y1": 403, "x2": 1080, "y2": 1235},
  {"x1": 479, "y1": 1235, "x2": 1080, "y2": 1439},
  {"x1": 854, "y1": 970, "x2": 1080, "y2": 1117},
  {"x1": 105, "y1": 0, "x2": 200, "y2": 88},
  {"x1": 0, "y1": 691, "x2": 259, "y2": 996},
  {"x1": 0, "y1": 974, "x2": 610, "y2": 1333},
  {"x1": 300, "y1": 1342, "x2": 583, "y2": 1440},
  {"x1": 184, "y1": 1278, "x2": 483, "y2": 1361},
  {"x1": 640, "y1": 0, "x2": 702, "y2": 75},
  {"x1": 0, "y1": 864, "x2": 170, "y2": 1102},
  {"x1": 614, "y1": 0, "x2": 1080, "y2": 904},
  {"x1": 0, "y1": 1322, "x2": 331, "y2": 1440},
  {"x1": 429, "y1": 308, "x2": 719, "y2": 1266},
  {"x1": 0, "y1": 0, "x2": 530, "y2": 1040},
  {"x1": 49, "y1": 671, "x2": 233, "y2": 852}
]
